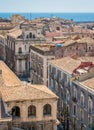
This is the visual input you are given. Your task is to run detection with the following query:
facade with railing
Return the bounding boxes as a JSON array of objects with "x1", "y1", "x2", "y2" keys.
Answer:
[
  {"x1": 5, "y1": 27, "x2": 46, "y2": 78},
  {"x1": 30, "y1": 44, "x2": 55, "y2": 86},
  {"x1": 48, "y1": 57, "x2": 94, "y2": 130}
]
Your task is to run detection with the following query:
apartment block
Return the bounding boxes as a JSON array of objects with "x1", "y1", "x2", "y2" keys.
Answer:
[
  {"x1": 53, "y1": 37, "x2": 94, "y2": 58},
  {"x1": 0, "y1": 35, "x2": 6, "y2": 61},
  {"x1": 30, "y1": 44, "x2": 55, "y2": 86},
  {"x1": 48, "y1": 57, "x2": 94, "y2": 130},
  {"x1": 6, "y1": 27, "x2": 45, "y2": 78}
]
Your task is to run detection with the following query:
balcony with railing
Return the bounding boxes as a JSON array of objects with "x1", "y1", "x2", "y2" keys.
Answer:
[
  {"x1": 54, "y1": 75, "x2": 59, "y2": 82},
  {"x1": 50, "y1": 72, "x2": 55, "y2": 79},
  {"x1": 59, "y1": 79, "x2": 64, "y2": 85},
  {"x1": 15, "y1": 52, "x2": 29, "y2": 59},
  {"x1": 15, "y1": 52, "x2": 29, "y2": 55}
]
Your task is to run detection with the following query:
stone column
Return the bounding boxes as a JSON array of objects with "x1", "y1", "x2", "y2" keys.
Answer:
[
  {"x1": 21, "y1": 103, "x2": 28, "y2": 122},
  {"x1": 37, "y1": 102, "x2": 43, "y2": 121}
]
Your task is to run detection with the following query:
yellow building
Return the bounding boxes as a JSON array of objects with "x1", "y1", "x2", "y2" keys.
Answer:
[{"x1": 0, "y1": 60, "x2": 58, "y2": 130}]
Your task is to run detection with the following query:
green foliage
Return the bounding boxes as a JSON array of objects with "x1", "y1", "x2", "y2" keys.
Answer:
[
  {"x1": 91, "y1": 126, "x2": 94, "y2": 130},
  {"x1": 87, "y1": 125, "x2": 94, "y2": 130},
  {"x1": 61, "y1": 109, "x2": 70, "y2": 119}
]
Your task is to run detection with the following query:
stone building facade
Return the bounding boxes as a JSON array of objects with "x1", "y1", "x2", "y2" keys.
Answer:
[
  {"x1": 0, "y1": 35, "x2": 6, "y2": 61},
  {"x1": 0, "y1": 97, "x2": 12, "y2": 130},
  {"x1": 30, "y1": 44, "x2": 55, "y2": 86},
  {"x1": 62, "y1": 32, "x2": 94, "y2": 39},
  {"x1": 48, "y1": 57, "x2": 94, "y2": 130},
  {"x1": 54, "y1": 37, "x2": 94, "y2": 58},
  {"x1": 0, "y1": 60, "x2": 58, "y2": 130},
  {"x1": 6, "y1": 27, "x2": 45, "y2": 78}
]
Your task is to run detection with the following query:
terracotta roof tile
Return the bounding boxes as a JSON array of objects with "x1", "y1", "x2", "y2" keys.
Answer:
[
  {"x1": 0, "y1": 85, "x2": 58, "y2": 102},
  {"x1": 8, "y1": 29, "x2": 22, "y2": 38},
  {"x1": 81, "y1": 77, "x2": 94, "y2": 90},
  {"x1": 77, "y1": 37, "x2": 94, "y2": 44},
  {"x1": 0, "y1": 61, "x2": 22, "y2": 87},
  {"x1": 0, "y1": 60, "x2": 58, "y2": 102}
]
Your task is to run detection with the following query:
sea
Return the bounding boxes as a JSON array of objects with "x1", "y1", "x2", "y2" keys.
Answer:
[{"x1": 0, "y1": 12, "x2": 94, "y2": 22}]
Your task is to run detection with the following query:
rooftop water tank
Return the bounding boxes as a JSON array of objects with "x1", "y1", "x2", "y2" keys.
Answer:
[{"x1": 56, "y1": 43, "x2": 62, "y2": 47}]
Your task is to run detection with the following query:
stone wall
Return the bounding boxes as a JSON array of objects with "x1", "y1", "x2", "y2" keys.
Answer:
[{"x1": 0, "y1": 121, "x2": 12, "y2": 130}]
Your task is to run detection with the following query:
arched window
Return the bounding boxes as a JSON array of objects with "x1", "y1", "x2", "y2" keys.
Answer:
[
  {"x1": 27, "y1": 35, "x2": 29, "y2": 39},
  {"x1": 80, "y1": 109, "x2": 84, "y2": 121},
  {"x1": 28, "y1": 105, "x2": 36, "y2": 117},
  {"x1": 80, "y1": 91, "x2": 85, "y2": 106},
  {"x1": 43, "y1": 104, "x2": 51, "y2": 116},
  {"x1": 25, "y1": 45, "x2": 26, "y2": 50},
  {"x1": 11, "y1": 106, "x2": 20, "y2": 118},
  {"x1": 33, "y1": 34, "x2": 35, "y2": 38},
  {"x1": 88, "y1": 46, "x2": 92, "y2": 51},
  {"x1": 88, "y1": 96, "x2": 93, "y2": 113},
  {"x1": 60, "y1": 85, "x2": 64, "y2": 98},
  {"x1": 29, "y1": 33, "x2": 32, "y2": 38},
  {"x1": 56, "y1": 27, "x2": 60, "y2": 31},
  {"x1": 88, "y1": 116, "x2": 92, "y2": 128},
  {"x1": 73, "y1": 105, "x2": 76, "y2": 115},
  {"x1": 28, "y1": 126, "x2": 35, "y2": 130},
  {"x1": 18, "y1": 47, "x2": 22, "y2": 53},
  {"x1": 74, "y1": 87, "x2": 77, "y2": 98},
  {"x1": 81, "y1": 125, "x2": 85, "y2": 130},
  {"x1": 66, "y1": 89, "x2": 70, "y2": 102},
  {"x1": 55, "y1": 81, "x2": 59, "y2": 93}
]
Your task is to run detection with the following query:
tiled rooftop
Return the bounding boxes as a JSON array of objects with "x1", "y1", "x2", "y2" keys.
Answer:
[
  {"x1": 63, "y1": 39, "x2": 76, "y2": 46},
  {"x1": 49, "y1": 57, "x2": 94, "y2": 74},
  {"x1": 0, "y1": 84, "x2": 58, "y2": 102},
  {"x1": 8, "y1": 29, "x2": 22, "y2": 38},
  {"x1": 81, "y1": 77, "x2": 94, "y2": 90},
  {"x1": 0, "y1": 60, "x2": 58, "y2": 102},
  {"x1": 77, "y1": 37, "x2": 94, "y2": 44},
  {"x1": 0, "y1": 61, "x2": 22, "y2": 87},
  {"x1": 31, "y1": 44, "x2": 55, "y2": 53}
]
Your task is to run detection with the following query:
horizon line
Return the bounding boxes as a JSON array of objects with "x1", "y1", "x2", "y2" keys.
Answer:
[{"x1": 0, "y1": 12, "x2": 94, "y2": 13}]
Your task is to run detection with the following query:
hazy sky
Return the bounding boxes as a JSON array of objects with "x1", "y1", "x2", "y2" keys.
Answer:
[{"x1": 0, "y1": 0, "x2": 94, "y2": 12}]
